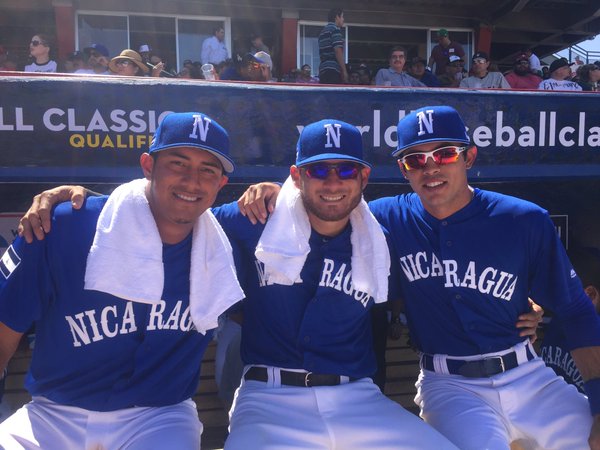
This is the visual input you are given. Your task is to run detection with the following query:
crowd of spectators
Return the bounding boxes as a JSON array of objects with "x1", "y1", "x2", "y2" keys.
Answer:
[{"x1": 1, "y1": 23, "x2": 598, "y2": 92}]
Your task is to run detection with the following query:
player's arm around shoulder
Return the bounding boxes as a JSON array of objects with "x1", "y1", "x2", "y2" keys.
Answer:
[
  {"x1": 0, "y1": 235, "x2": 47, "y2": 370},
  {"x1": 18, "y1": 185, "x2": 95, "y2": 243},
  {"x1": 236, "y1": 182, "x2": 281, "y2": 225}
]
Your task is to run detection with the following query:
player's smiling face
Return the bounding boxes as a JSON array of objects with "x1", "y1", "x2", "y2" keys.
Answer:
[
  {"x1": 291, "y1": 159, "x2": 370, "y2": 237},
  {"x1": 140, "y1": 146, "x2": 228, "y2": 243},
  {"x1": 398, "y1": 142, "x2": 476, "y2": 220}
]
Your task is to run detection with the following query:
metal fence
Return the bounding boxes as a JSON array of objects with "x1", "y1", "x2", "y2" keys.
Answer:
[{"x1": 566, "y1": 44, "x2": 600, "y2": 64}]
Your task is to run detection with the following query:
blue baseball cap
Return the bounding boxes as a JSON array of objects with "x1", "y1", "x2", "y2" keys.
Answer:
[
  {"x1": 84, "y1": 43, "x2": 109, "y2": 58},
  {"x1": 392, "y1": 106, "x2": 470, "y2": 157},
  {"x1": 150, "y1": 112, "x2": 235, "y2": 173},
  {"x1": 295, "y1": 119, "x2": 371, "y2": 168}
]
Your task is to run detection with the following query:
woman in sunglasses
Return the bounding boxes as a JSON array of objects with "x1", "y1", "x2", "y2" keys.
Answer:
[
  {"x1": 24, "y1": 34, "x2": 57, "y2": 73},
  {"x1": 576, "y1": 63, "x2": 600, "y2": 92},
  {"x1": 108, "y1": 49, "x2": 149, "y2": 77}
]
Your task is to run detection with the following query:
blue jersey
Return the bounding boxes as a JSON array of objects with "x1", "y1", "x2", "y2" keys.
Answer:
[
  {"x1": 213, "y1": 201, "x2": 399, "y2": 378},
  {"x1": 0, "y1": 197, "x2": 213, "y2": 411},
  {"x1": 369, "y1": 189, "x2": 600, "y2": 356}
]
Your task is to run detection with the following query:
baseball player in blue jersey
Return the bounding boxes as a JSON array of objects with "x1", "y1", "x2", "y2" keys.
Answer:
[
  {"x1": 19, "y1": 119, "x2": 546, "y2": 449},
  {"x1": 0, "y1": 112, "x2": 243, "y2": 449},
  {"x1": 366, "y1": 106, "x2": 600, "y2": 449},
  {"x1": 233, "y1": 109, "x2": 597, "y2": 449},
  {"x1": 18, "y1": 119, "x2": 459, "y2": 449},
  {"x1": 540, "y1": 247, "x2": 600, "y2": 394},
  {"x1": 214, "y1": 119, "x2": 457, "y2": 449}
]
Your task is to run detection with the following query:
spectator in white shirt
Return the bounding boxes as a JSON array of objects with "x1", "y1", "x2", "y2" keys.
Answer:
[
  {"x1": 538, "y1": 58, "x2": 582, "y2": 91},
  {"x1": 459, "y1": 51, "x2": 510, "y2": 89},
  {"x1": 24, "y1": 34, "x2": 57, "y2": 73},
  {"x1": 201, "y1": 26, "x2": 228, "y2": 65},
  {"x1": 524, "y1": 48, "x2": 542, "y2": 75}
]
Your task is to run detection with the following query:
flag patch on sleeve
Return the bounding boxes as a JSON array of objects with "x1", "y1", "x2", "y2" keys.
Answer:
[{"x1": 0, "y1": 245, "x2": 21, "y2": 279}]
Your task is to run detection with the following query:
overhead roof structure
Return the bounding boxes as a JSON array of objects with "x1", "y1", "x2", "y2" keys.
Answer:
[
  {"x1": 288, "y1": 0, "x2": 600, "y2": 62},
  {"x1": 1, "y1": 0, "x2": 598, "y2": 66}
]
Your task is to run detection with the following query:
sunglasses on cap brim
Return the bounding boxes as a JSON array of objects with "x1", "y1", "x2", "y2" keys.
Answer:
[{"x1": 399, "y1": 145, "x2": 468, "y2": 171}]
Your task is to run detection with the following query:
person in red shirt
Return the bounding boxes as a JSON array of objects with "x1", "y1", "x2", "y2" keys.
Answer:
[
  {"x1": 505, "y1": 54, "x2": 542, "y2": 90},
  {"x1": 428, "y1": 29, "x2": 465, "y2": 76}
]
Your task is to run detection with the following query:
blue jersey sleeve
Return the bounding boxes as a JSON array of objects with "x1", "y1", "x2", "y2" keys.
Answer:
[
  {"x1": 212, "y1": 201, "x2": 265, "y2": 244},
  {"x1": 384, "y1": 227, "x2": 403, "y2": 302},
  {"x1": 529, "y1": 212, "x2": 600, "y2": 349},
  {"x1": 0, "y1": 236, "x2": 50, "y2": 333}
]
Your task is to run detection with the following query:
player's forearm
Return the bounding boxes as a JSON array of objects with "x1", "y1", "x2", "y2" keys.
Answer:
[
  {"x1": 589, "y1": 415, "x2": 600, "y2": 449},
  {"x1": 572, "y1": 347, "x2": 600, "y2": 417},
  {"x1": 572, "y1": 347, "x2": 600, "y2": 381}
]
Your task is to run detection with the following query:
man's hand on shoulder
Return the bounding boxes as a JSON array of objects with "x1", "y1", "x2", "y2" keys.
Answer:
[
  {"x1": 237, "y1": 182, "x2": 281, "y2": 225},
  {"x1": 18, "y1": 185, "x2": 90, "y2": 243}
]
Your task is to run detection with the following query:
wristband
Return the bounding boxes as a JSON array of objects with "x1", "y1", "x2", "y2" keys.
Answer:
[{"x1": 584, "y1": 378, "x2": 600, "y2": 415}]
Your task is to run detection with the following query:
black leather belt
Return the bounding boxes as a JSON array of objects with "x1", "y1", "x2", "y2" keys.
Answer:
[
  {"x1": 421, "y1": 346, "x2": 535, "y2": 378},
  {"x1": 244, "y1": 366, "x2": 359, "y2": 387}
]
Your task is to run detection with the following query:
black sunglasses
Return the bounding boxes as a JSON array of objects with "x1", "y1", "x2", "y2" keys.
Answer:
[
  {"x1": 302, "y1": 162, "x2": 362, "y2": 180},
  {"x1": 30, "y1": 40, "x2": 46, "y2": 47}
]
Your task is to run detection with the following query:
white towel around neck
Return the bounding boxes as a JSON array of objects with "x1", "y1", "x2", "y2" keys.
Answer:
[
  {"x1": 254, "y1": 176, "x2": 390, "y2": 303},
  {"x1": 84, "y1": 178, "x2": 245, "y2": 334}
]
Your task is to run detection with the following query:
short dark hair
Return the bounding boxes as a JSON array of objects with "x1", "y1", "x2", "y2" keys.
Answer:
[
  {"x1": 328, "y1": 8, "x2": 343, "y2": 23},
  {"x1": 389, "y1": 46, "x2": 406, "y2": 59},
  {"x1": 213, "y1": 26, "x2": 224, "y2": 35}
]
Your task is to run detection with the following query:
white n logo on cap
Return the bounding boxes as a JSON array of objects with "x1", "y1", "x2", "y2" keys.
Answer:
[
  {"x1": 417, "y1": 110, "x2": 434, "y2": 136},
  {"x1": 189, "y1": 114, "x2": 212, "y2": 142},
  {"x1": 324, "y1": 123, "x2": 342, "y2": 148}
]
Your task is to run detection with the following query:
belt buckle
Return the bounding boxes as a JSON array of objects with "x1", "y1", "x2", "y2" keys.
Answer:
[
  {"x1": 304, "y1": 371, "x2": 313, "y2": 387},
  {"x1": 484, "y1": 355, "x2": 505, "y2": 374}
]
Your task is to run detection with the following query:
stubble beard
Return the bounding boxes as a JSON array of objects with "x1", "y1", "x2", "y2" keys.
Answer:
[{"x1": 301, "y1": 189, "x2": 362, "y2": 222}]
